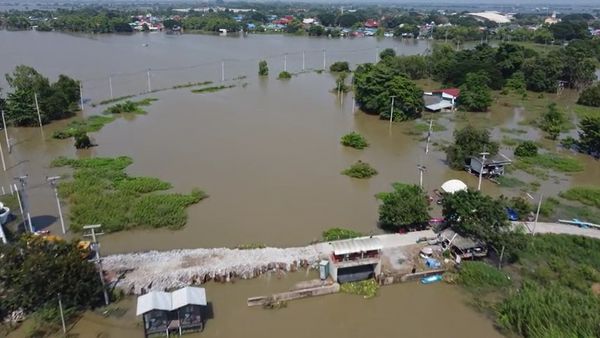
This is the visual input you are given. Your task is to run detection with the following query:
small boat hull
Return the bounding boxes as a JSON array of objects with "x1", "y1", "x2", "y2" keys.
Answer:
[{"x1": 421, "y1": 274, "x2": 443, "y2": 284}]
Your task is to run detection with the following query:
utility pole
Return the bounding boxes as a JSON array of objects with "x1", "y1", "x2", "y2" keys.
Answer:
[
  {"x1": 79, "y1": 82, "x2": 84, "y2": 111},
  {"x1": 417, "y1": 164, "x2": 427, "y2": 188},
  {"x1": 351, "y1": 97, "x2": 356, "y2": 113},
  {"x1": 322, "y1": 49, "x2": 326, "y2": 70},
  {"x1": 58, "y1": 293, "x2": 67, "y2": 334},
  {"x1": 221, "y1": 60, "x2": 225, "y2": 82},
  {"x1": 477, "y1": 150, "x2": 489, "y2": 191},
  {"x1": 47, "y1": 176, "x2": 66, "y2": 234},
  {"x1": 284, "y1": 53, "x2": 287, "y2": 72},
  {"x1": 389, "y1": 96, "x2": 396, "y2": 126},
  {"x1": 302, "y1": 51, "x2": 305, "y2": 71},
  {"x1": 376, "y1": 46, "x2": 379, "y2": 63},
  {"x1": 0, "y1": 130, "x2": 5, "y2": 172},
  {"x1": 1, "y1": 109, "x2": 11, "y2": 153},
  {"x1": 34, "y1": 93, "x2": 43, "y2": 128},
  {"x1": 526, "y1": 192, "x2": 543, "y2": 235},
  {"x1": 109, "y1": 75, "x2": 114, "y2": 100},
  {"x1": 14, "y1": 175, "x2": 32, "y2": 232},
  {"x1": 146, "y1": 69, "x2": 152, "y2": 93},
  {"x1": 425, "y1": 119, "x2": 433, "y2": 154},
  {"x1": 83, "y1": 224, "x2": 110, "y2": 305}
]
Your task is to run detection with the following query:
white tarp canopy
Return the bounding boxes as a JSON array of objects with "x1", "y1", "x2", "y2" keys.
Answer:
[
  {"x1": 441, "y1": 179, "x2": 468, "y2": 194},
  {"x1": 136, "y1": 286, "x2": 207, "y2": 315},
  {"x1": 330, "y1": 237, "x2": 382, "y2": 256}
]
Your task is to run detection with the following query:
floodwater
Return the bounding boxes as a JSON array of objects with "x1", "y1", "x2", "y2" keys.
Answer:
[
  {"x1": 8, "y1": 272, "x2": 504, "y2": 338},
  {"x1": 0, "y1": 31, "x2": 599, "y2": 252},
  {"x1": 2, "y1": 30, "x2": 597, "y2": 338}
]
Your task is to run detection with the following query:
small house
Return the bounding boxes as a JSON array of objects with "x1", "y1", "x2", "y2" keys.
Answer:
[
  {"x1": 439, "y1": 229, "x2": 488, "y2": 259},
  {"x1": 467, "y1": 154, "x2": 512, "y2": 178},
  {"x1": 328, "y1": 237, "x2": 382, "y2": 283},
  {"x1": 137, "y1": 286, "x2": 207, "y2": 337},
  {"x1": 425, "y1": 88, "x2": 460, "y2": 112}
]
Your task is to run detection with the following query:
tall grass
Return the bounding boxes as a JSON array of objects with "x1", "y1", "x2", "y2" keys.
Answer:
[
  {"x1": 457, "y1": 261, "x2": 511, "y2": 290},
  {"x1": 51, "y1": 156, "x2": 207, "y2": 233},
  {"x1": 322, "y1": 228, "x2": 363, "y2": 241},
  {"x1": 52, "y1": 115, "x2": 115, "y2": 139},
  {"x1": 518, "y1": 153, "x2": 584, "y2": 173},
  {"x1": 559, "y1": 187, "x2": 600, "y2": 208}
]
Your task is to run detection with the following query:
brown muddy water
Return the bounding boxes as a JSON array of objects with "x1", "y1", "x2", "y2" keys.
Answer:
[
  {"x1": 0, "y1": 31, "x2": 598, "y2": 338},
  {"x1": 9, "y1": 272, "x2": 504, "y2": 338}
]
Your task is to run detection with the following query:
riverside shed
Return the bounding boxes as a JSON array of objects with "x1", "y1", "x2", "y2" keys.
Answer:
[
  {"x1": 328, "y1": 237, "x2": 382, "y2": 283},
  {"x1": 137, "y1": 286, "x2": 207, "y2": 337}
]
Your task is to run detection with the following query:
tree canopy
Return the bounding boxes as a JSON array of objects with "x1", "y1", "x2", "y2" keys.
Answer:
[
  {"x1": 354, "y1": 62, "x2": 424, "y2": 121},
  {"x1": 578, "y1": 116, "x2": 600, "y2": 156},
  {"x1": 459, "y1": 72, "x2": 493, "y2": 112},
  {"x1": 377, "y1": 183, "x2": 430, "y2": 232},
  {"x1": 0, "y1": 236, "x2": 103, "y2": 318},
  {"x1": 4, "y1": 65, "x2": 80, "y2": 126},
  {"x1": 578, "y1": 83, "x2": 600, "y2": 107},
  {"x1": 445, "y1": 125, "x2": 499, "y2": 170}
]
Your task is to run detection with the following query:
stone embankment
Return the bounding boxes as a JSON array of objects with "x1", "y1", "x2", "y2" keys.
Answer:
[{"x1": 103, "y1": 246, "x2": 323, "y2": 294}]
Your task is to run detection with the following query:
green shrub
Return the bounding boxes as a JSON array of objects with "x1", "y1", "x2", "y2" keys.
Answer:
[
  {"x1": 74, "y1": 131, "x2": 92, "y2": 149},
  {"x1": 539, "y1": 197, "x2": 560, "y2": 217},
  {"x1": 329, "y1": 61, "x2": 350, "y2": 72},
  {"x1": 560, "y1": 187, "x2": 600, "y2": 208},
  {"x1": 52, "y1": 115, "x2": 115, "y2": 139},
  {"x1": 518, "y1": 153, "x2": 583, "y2": 173},
  {"x1": 340, "y1": 132, "x2": 368, "y2": 149},
  {"x1": 322, "y1": 228, "x2": 363, "y2": 241},
  {"x1": 340, "y1": 279, "x2": 379, "y2": 298},
  {"x1": 277, "y1": 71, "x2": 292, "y2": 80},
  {"x1": 514, "y1": 141, "x2": 538, "y2": 157},
  {"x1": 341, "y1": 161, "x2": 378, "y2": 179}
]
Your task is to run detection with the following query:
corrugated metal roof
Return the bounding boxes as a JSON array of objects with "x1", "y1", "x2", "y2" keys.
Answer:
[
  {"x1": 136, "y1": 291, "x2": 171, "y2": 316},
  {"x1": 136, "y1": 286, "x2": 207, "y2": 315},
  {"x1": 172, "y1": 286, "x2": 207, "y2": 309},
  {"x1": 425, "y1": 100, "x2": 454, "y2": 111},
  {"x1": 330, "y1": 237, "x2": 382, "y2": 256}
]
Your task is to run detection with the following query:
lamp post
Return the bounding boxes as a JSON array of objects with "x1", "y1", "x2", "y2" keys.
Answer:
[
  {"x1": 83, "y1": 224, "x2": 110, "y2": 305},
  {"x1": 47, "y1": 176, "x2": 66, "y2": 234},
  {"x1": 526, "y1": 192, "x2": 543, "y2": 235},
  {"x1": 389, "y1": 96, "x2": 396, "y2": 126},
  {"x1": 417, "y1": 164, "x2": 427, "y2": 188},
  {"x1": 477, "y1": 150, "x2": 489, "y2": 191}
]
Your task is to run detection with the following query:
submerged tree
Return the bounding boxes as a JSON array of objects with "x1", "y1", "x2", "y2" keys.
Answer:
[
  {"x1": 578, "y1": 116, "x2": 600, "y2": 156},
  {"x1": 539, "y1": 103, "x2": 566, "y2": 140},
  {"x1": 445, "y1": 125, "x2": 499, "y2": 170},
  {"x1": 74, "y1": 131, "x2": 92, "y2": 149},
  {"x1": 258, "y1": 60, "x2": 269, "y2": 76},
  {"x1": 459, "y1": 72, "x2": 492, "y2": 112}
]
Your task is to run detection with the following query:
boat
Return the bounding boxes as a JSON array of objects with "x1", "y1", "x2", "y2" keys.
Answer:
[{"x1": 421, "y1": 274, "x2": 443, "y2": 284}]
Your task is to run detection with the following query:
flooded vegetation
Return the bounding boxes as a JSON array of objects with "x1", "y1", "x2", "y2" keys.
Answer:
[{"x1": 1, "y1": 29, "x2": 600, "y2": 338}]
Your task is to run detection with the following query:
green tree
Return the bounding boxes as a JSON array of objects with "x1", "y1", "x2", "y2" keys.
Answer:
[
  {"x1": 459, "y1": 72, "x2": 493, "y2": 112},
  {"x1": 503, "y1": 71, "x2": 526, "y2": 95},
  {"x1": 446, "y1": 125, "x2": 499, "y2": 170},
  {"x1": 442, "y1": 189, "x2": 510, "y2": 243},
  {"x1": 539, "y1": 103, "x2": 566, "y2": 140},
  {"x1": 354, "y1": 63, "x2": 424, "y2": 121},
  {"x1": 578, "y1": 116, "x2": 600, "y2": 156},
  {"x1": 258, "y1": 60, "x2": 269, "y2": 76},
  {"x1": 337, "y1": 13, "x2": 360, "y2": 27},
  {"x1": 522, "y1": 53, "x2": 562, "y2": 93},
  {"x1": 277, "y1": 71, "x2": 292, "y2": 80},
  {"x1": 514, "y1": 141, "x2": 538, "y2": 157},
  {"x1": 285, "y1": 19, "x2": 302, "y2": 34},
  {"x1": 377, "y1": 183, "x2": 430, "y2": 232},
  {"x1": 308, "y1": 25, "x2": 325, "y2": 36},
  {"x1": 578, "y1": 83, "x2": 600, "y2": 107},
  {"x1": 317, "y1": 12, "x2": 336, "y2": 27},
  {"x1": 379, "y1": 48, "x2": 396, "y2": 60},
  {"x1": 0, "y1": 235, "x2": 102, "y2": 316},
  {"x1": 329, "y1": 61, "x2": 350, "y2": 72}
]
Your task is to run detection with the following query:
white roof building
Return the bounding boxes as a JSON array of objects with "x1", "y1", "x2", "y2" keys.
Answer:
[
  {"x1": 467, "y1": 11, "x2": 511, "y2": 24},
  {"x1": 136, "y1": 287, "x2": 207, "y2": 316},
  {"x1": 330, "y1": 237, "x2": 382, "y2": 256}
]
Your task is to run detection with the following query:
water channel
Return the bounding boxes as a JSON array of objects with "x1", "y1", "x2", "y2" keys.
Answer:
[{"x1": 1, "y1": 31, "x2": 599, "y2": 337}]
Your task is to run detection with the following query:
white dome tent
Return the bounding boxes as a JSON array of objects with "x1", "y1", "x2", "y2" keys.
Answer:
[{"x1": 440, "y1": 179, "x2": 468, "y2": 194}]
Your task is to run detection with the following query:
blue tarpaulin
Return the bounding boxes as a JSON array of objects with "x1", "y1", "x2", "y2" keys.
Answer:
[{"x1": 425, "y1": 258, "x2": 441, "y2": 269}]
